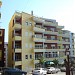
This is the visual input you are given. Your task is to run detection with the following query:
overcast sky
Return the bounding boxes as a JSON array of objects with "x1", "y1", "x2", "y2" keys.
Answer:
[{"x1": 1, "y1": 0, "x2": 75, "y2": 42}]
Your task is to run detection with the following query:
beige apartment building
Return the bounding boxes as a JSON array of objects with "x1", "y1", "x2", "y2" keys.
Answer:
[{"x1": 8, "y1": 11, "x2": 75, "y2": 71}]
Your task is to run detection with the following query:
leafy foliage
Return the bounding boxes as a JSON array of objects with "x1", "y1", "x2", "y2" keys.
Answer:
[
  {"x1": 52, "y1": 59, "x2": 59, "y2": 67},
  {"x1": 39, "y1": 56, "x2": 46, "y2": 67}
]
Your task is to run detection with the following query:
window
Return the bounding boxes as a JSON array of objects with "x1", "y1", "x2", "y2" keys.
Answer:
[
  {"x1": 52, "y1": 52, "x2": 58, "y2": 57},
  {"x1": 15, "y1": 53, "x2": 21, "y2": 61},
  {"x1": 29, "y1": 22, "x2": 32, "y2": 26},
  {"x1": 51, "y1": 36, "x2": 55, "y2": 40},
  {"x1": 25, "y1": 22, "x2": 28, "y2": 25},
  {"x1": 30, "y1": 55, "x2": 32, "y2": 59},
  {"x1": 50, "y1": 28, "x2": 55, "y2": 32},
  {"x1": 35, "y1": 54, "x2": 43, "y2": 60},
  {"x1": 25, "y1": 55, "x2": 28, "y2": 59}
]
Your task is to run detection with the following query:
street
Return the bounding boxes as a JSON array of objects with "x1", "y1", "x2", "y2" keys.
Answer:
[{"x1": 27, "y1": 72, "x2": 66, "y2": 75}]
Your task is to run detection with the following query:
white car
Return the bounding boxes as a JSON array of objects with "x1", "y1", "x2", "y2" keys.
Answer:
[
  {"x1": 47, "y1": 67, "x2": 57, "y2": 74},
  {"x1": 55, "y1": 68, "x2": 60, "y2": 73},
  {"x1": 32, "y1": 68, "x2": 47, "y2": 75}
]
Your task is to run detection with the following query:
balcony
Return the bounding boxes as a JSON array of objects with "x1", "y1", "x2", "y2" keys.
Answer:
[
  {"x1": 33, "y1": 26, "x2": 45, "y2": 33},
  {"x1": 62, "y1": 41, "x2": 70, "y2": 44},
  {"x1": 12, "y1": 23, "x2": 22, "y2": 30},
  {"x1": 45, "y1": 48, "x2": 65, "y2": 52},
  {"x1": 56, "y1": 25, "x2": 64, "y2": 29},
  {"x1": 33, "y1": 17, "x2": 44, "y2": 23},
  {"x1": 62, "y1": 33, "x2": 70, "y2": 37},
  {"x1": 34, "y1": 59, "x2": 39, "y2": 64},
  {"x1": 15, "y1": 49, "x2": 22, "y2": 53},
  {"x1": 46, "y1": 56, "x2": 66, "y2": 61},
  {"x1": 43, "y1": 22, "x2": 58, "y2": 26},
  {"x1": 34, "y1": 46, "x2": 65, "y2": 52},
  {"x1": 15, "y1": 61, "x2": 22, "y2": 66},
  {"x1": 34, "y1": 48, "x2": 46, "y2": 52},
  {"x1": 44, "y1": 30, "x2": 58, "y2": 35},
  {"x1": 45, "y1": 39, "x2": 58, "y2": 43},
  {"x1": 13, "y1": 36, "x2": 21, "y2": 40},
  {"x1": 33, "y1": 37, "x2": 45, "y2": 42}
]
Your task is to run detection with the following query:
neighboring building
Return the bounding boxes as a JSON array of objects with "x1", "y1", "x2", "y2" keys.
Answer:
[
  {"x1": 4, "y1": 42, "x2": 8, "y2": 67},
  {"x1": 70, "y1": 32, "x2": 75, "y2": 56},
  {"x1": 0, "y1": 29, "x2": 5, "y2": 67},
  {"x1": 8, "y1": 11, "x2": 75, "y2": 71}
]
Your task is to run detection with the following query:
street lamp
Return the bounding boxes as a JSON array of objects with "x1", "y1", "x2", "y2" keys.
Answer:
[{"x1": 65, "y1": 48, "x2": 70, "y2": 75}]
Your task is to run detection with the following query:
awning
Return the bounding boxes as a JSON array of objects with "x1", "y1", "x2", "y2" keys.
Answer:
[{"x1": 45, "y1": 61, "x2": 54, "y2": 65}]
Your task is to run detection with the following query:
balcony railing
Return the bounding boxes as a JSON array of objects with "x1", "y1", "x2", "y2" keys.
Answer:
[
  {"x1": 15, "y1": 59, "x2": 22, "y2": 61},
  {"x1": 15, "y1": 46, "x2": 21, "y2": 49},
  {"x1": 35, "y1": 46, "x2": 43, "y2": 49},
  {"x1": 14, "y1": 33, "x2": 21, "y2": 36}
]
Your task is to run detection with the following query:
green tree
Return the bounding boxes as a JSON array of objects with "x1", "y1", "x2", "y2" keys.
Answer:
[
  {"x1": 52, "y1": 59, "x2": 59, "y2": 67},
  {"x1": 39, "y1": 56, "x2": 46, "y2": 67}
]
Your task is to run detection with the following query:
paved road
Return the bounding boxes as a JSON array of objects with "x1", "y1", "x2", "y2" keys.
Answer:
[
  {"x1": 27, "y1": 72, "x2": 66, "y2": 75},
  {"x1": 47, "y1": 72, "x2": 66, "y2": 75}
]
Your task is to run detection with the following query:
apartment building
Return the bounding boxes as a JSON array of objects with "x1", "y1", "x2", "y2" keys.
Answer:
[
  {"x1": 4, "y1": 42, "x2": 8, "y2": 67},
  {"x1": 0, "y1": 29, "x2": 5, "y2": 67},
  {"x1": 8, "y1": 12, "x2": 75, "y2": 71}
]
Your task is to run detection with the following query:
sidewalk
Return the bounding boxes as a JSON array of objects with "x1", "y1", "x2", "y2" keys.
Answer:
[{"x1": 27, "y1": 72, "x2": 32, "y2": 75}]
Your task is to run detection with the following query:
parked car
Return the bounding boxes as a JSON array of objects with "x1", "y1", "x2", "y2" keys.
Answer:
[
  {"x1": 55, "y1": 68, "x2": 60, "y2": 73},
  {"x1": 60, "y1": 67, "x2": 66, "y2": 72},
  {"x1": 47, "y1": 67, "x2": 57, "y2": 74},
  {"x1": 0, "y1": 67, "x2": 27, "y2": 75},
  {"x1": 32, "y1": 68, "x2": 47, "y2": 75}
]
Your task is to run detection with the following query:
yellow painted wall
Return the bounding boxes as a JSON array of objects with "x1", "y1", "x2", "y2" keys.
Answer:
[
  {"x1": 8, "y1": 14, "x2": 16, "y2": 67},
  {"x1": 21, "y1": 12, "x2": 35, "y2": 71}
]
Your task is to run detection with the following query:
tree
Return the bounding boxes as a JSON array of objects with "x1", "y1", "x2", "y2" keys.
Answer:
[
  {"x1": 52, "y1": 59, "x2": 59, "y2": 67},
  {"x1": 39, "y1": 56, "x2": 46, "y2": 67}
]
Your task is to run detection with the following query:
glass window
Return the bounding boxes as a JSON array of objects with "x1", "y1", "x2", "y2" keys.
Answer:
[
  {"x1": 25, "y1": 55, "x2": 28, "y2": 59},
  {"x1": 15, "y1": 53, "x2": 21, "y2": 61},
  {"x1": 30, "y1": 55, "x2": 32, "y2": 59},
  {"x1": 29, "y1": 22, "x2": 32, "y2": 26},
  {"x1": 26, "y1": 21, "x2": 28, "y2": 25}
]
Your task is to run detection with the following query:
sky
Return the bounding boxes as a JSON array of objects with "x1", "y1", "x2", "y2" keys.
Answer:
[{"x1": 1, "y1": 0, "x2": 75, "y2": 42}]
